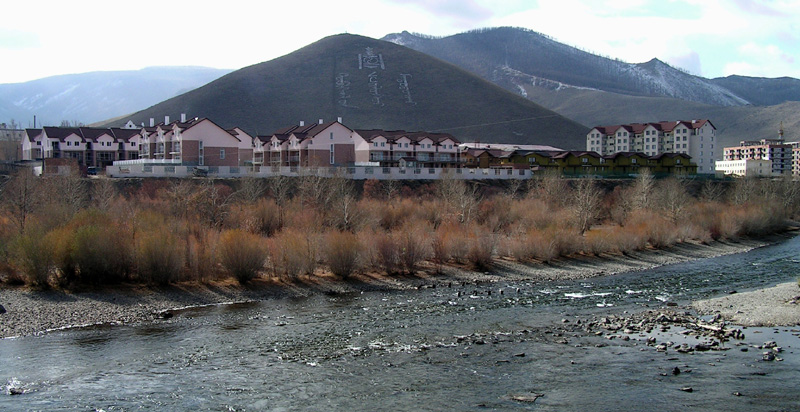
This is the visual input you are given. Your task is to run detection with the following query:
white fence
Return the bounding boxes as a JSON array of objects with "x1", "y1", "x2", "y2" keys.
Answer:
[{"x1": 106, "y1": 165, "x2": 532, "y2": 180}]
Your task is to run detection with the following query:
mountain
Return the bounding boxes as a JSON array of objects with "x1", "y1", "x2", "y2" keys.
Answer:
[
  {"x1": 111, "y1": 34, "x2": 589, "y2": 148},
  {"x1": 383, "y1": 28, "x2": 800, "y2": 107},
  {"x1": 0, "y1": 67, "x2": 231, "y2": 127},
  {"x1": 709, "y1": 75, "x2": 800, "y2": 107},
  {"x1": 382, "y1": 27, "x2": 800, "y2": 148}
]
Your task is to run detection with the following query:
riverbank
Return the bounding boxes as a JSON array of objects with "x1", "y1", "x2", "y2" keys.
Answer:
[
  {"x1": 693, "y1": 281, "x2": 800, "y2": 326},
  {"x1": 0, "y1": 234, "x2": 795, "y2": 338}
]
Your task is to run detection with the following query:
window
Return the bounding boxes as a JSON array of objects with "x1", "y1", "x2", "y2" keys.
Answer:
[
  {"x1": 330, "y1": 132, "x2": 333, "y2": 140},
  {"x1": 380, "y1": 142, "x2": 385, "y2": 147},
  {"x1": 404, "y1": 143, "x2": 408, "y2": 148},
  {"x1": 220, "y1": 148, "x2": 225, "y2": 160},
  {"x1": 374, "y1": 142, "x2": 378, "y2": 147},
  {"x1": 330, "y1": 144, "x2": 334, "y2": 164},
  {"x1": 131, "y1": 142, "x2": 136, "y2": 147}
]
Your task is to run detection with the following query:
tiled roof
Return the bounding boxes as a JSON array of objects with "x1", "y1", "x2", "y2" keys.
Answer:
[
  {"x1": 43, "y1": 127, "x2": 82, "y2": 142},
  {"x1": 78, "y1": 127, "x2": 113, "y2": 142},
  {"x1": 592, "y1": 119, "x2": 716, "y2": 134},
  {"x1": 110, "y1": 128, "x2": 141, "y2": 142},
  {"x1": 355, "y1": 129, "x2": 461, "y2": 145}
]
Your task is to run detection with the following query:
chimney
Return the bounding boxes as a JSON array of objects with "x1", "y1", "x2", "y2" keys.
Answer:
[
  {"x1": 165, "y1": 116, "x2": 170, "y2": 124},
  {"x1": 149, "y1": 118, "x2": 154, "y2": 127},
  {"x1": 319, "y1": 119, "x2": 324, "y2": 124},
  {"x1": 181, "y1": 113, "x2": 186, "y2": 123},
  {"x1": 337, "y1": 117, "x2": 342, "y2": 123},
  {"x1": 299, "y1": 121, "x2": 305, "y2": 126}
]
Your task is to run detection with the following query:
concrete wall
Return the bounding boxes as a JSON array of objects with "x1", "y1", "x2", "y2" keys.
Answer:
[{"x1": 106, "y1": 165, "x2": 532, "y2": 180}]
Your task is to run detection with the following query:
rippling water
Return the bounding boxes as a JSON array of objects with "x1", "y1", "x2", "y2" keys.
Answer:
[{"x1": 2, "y1": 236, "x2": 799, "y2": 411}]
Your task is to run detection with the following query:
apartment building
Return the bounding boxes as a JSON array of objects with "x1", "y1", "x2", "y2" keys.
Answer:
[
  {"x1": 721, "y1": 138, "x2": 792, "y2": 176},
  {"x1": 587, "y1": 119, "x2": 716, "y2": 173}
]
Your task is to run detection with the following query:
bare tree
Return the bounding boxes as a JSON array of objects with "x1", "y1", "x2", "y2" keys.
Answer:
[
  {"x1": 165, "y1": 179, "x2": 197, "y2": 220},
  {"x1": 630, "y1": 168, "x2": 654, "y2": 211},
  {"x1": 437, "y1": 171, "x2": 480, "y2": 224},
  {"x1": 298, "y1": 170, "x2": 329, "y2": 209},
  {"x1": 327, "y1": 173, "x2": 360, "y2": 231},
  {"x1": 730, "y1": 176, "x2": 760, "y2": 205},
  {"x1": 570, "y1": 178, "x2": 603, "y2": 234},
  {"x1": 654, "y1": 178, "x2": 691, "y2": 223},
  {"x1": 195, "y1": 180, "x2": 235, "y2": 228},
  {"x1": 268, "y1": 175, "x2": 293, "y2": 226},
  {"x1": 529, "y1": 169, "x2": 568, "y2": 207},
  {"x1": 2, "y1": 168, "x2": 42, "y2": 233},
  {"x1": 91, "y1": 178, "x2": 118, "y2": 211},
  {"x1": 505, "y1": 178, "x2": 524, "y2": 200},
  {"x1": 46, "y1": 171, "x2": 87, "y2": 216},
  {"x1": 700, "y1": 180, "x2": 725, "y2": 202},
  {"x1": 238, "y1": 176, "x2": 266, "y2": 204},
  {"x1": 382, "y1": 179, "x2": 400, "y2": 201}
]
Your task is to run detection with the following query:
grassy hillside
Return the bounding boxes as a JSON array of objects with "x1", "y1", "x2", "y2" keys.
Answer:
[{"x1": 114, "y1": 34, "x2": 589, "y2": 148}]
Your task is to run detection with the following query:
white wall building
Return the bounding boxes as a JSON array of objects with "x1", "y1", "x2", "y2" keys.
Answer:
[
  {"x1": 715, "y1": 158, "x2": 774, "y2": 177},
  {"x1": 587, "y1": 119, "x2": 717, "y2": 173}
]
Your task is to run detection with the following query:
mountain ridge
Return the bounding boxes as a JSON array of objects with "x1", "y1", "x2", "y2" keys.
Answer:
[
  {"x1": 382, "y1": 28, "x2": 800, "y2": 107},
  {"x1": 0, "y1": 66, "x2": 231, "y2": 127},
  {"x1": 112, "y1": 34, "x2": 590, "y2": 148}
]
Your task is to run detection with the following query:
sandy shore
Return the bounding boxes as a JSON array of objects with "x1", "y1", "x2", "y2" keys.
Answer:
[
  {"x1": 693, "y1": 281, "x2": 800, "y2": 327},
  {"x1": 0, "y1": 235, "x2": 793, "y2": 338}
]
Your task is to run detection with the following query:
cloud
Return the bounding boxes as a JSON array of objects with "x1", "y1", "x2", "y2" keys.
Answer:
[
  {"x1": 387, "y1": 0, "x2": 494, "y2": 29},
  {"x1": 0, "y1": 29, "x2": 40, "y2": 50},
  {"x1": 724, "y1": 42, "x2": 797, "y2": 77},
  {"x1": 729, "y1": 0, "x2": 787, "y2": 16},
  {"x1": 668, "y1": 51, "x2": 702, "y2": 76}
]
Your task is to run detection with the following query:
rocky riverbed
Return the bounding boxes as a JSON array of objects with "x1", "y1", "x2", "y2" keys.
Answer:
[
  {"x1": 0, "y1": 236, "x2": 793, "y2": 339},
  {"x1": 693, "y1": 282, "x2": 800, "y2": 327}
]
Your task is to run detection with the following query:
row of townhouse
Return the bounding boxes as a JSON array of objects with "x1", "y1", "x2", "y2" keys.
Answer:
[
  {"x1": 715, "y1": 126, "x2": 800, "y2": 177},
  {"x1": 251, "y1": 120, "x2": 461, "y2": 170},
  {"x1": 22, "y1": 115, "x2": 700, "y2": 178},
  {"x1": 586, "y1": 119, "x2": 716, "y2": 173},
  {"x1": 21, "y1": 117, "x2": 462, "y2": 172},
  {"x1": 462, "y1": 147, "x2": 697, "y2": 176},
  {"x1": 21, "y1": 115, "x2": 255, "y2": 168}
]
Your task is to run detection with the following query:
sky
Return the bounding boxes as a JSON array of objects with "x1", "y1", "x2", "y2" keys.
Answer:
[{"x1": 1, "y1": 0, "x2": 798, "y2": 84}]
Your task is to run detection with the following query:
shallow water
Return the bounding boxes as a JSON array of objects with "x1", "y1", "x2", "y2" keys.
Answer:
[{"x1": 2, "y1": 236, "x2": 799, "y2": 411}]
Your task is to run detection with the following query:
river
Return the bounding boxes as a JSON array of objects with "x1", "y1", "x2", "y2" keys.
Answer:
[{"x1": 2, "y1": 236, "x2": 799, "y2": 411}]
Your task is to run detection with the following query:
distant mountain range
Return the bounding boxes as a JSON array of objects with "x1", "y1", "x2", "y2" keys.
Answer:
[
  {"x1": 0, "y1": 67, "x2": 231, "y2": 127},
  {"x1": 383, "y1": 28, "x2": 800, "y2": 107},
  {"x1": 383, "y1": 28, "x2": 800, "y2": 147},
  {"x1": 110, "y1": 34, "x2": 590, "y2": 148}
]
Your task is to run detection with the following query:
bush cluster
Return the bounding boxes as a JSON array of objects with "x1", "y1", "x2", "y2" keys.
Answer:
[{"x1": 1, "y1": 175, "x2": 796, "y2": 289}]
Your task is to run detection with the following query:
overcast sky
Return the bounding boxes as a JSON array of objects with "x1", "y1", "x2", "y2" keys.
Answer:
[{"x1": 1, "y1": 0, "x2": 798, "y2": 84}]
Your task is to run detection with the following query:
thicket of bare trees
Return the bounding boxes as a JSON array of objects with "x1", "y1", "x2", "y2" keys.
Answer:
[{"x1": 0, "y1": 171, "x2": 797, "y2": 289}]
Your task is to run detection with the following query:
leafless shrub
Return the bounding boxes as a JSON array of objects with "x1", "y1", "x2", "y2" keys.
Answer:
[
  {"x1": 137, "y1": 230, "x2": 185, "y2": 285},
  {"x1": 218, "y1": 229, "x2": 265, "y2": 283},
  {"x1": 397, "y1": 225, "x2": 430, "y2": 273},
  {"x1": 323, "y1": 231, "x2": 362, "y2": 278}
]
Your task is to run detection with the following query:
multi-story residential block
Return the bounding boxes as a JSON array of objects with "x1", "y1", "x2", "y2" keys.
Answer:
[
  {"x1": 353, "y1": 129, "x2": 461, "y2": 168},
  {"x1": 722, "y1": 138, "x2": 792, "y2": 176},
  {"x1": 254, "y1": 120, "x2": 354, "y2": 169},
  {"x1": 22, "y1": 115, "x2": 252, "y2": 170},
  {"x1": 587, "y1": 119, "x2": 716, "y2": 173}
]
